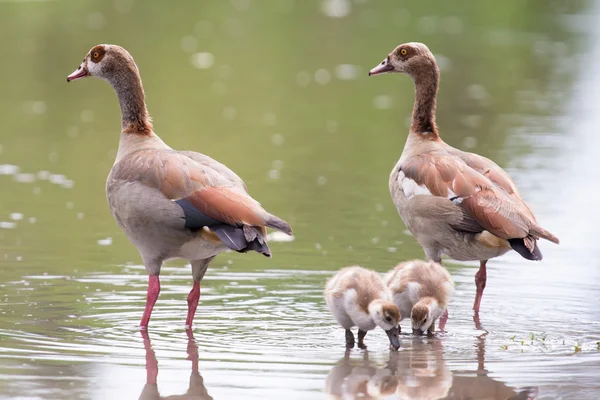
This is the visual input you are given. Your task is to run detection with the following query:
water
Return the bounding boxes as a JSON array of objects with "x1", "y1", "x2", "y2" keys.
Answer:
[{"x1": 1, "y1": 0, "x2": 599, "y2": 399}]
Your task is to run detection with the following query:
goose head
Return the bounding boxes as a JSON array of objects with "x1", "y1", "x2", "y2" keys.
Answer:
[
  {"x1": 411, "y1": 297, "x2": 442, "y2": 335},
  {"x1": 368, "y1": 42, "x2": 436, "y2": 78},
  {"x1": 368, "y1": 299, "x2": 401, "y2": 350},
  {"x1": 67, "y1": 44, "x2": 138, "y2": 83}
]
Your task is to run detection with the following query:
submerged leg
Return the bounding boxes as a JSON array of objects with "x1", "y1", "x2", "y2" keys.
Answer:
[
  {"x1": 438, "y1": 309, "x2": 449, "y2": 331},
  {"x1": 140, "y1": 275, "x2": 161, "y2": 329},
  {"x1": 427, "y1": 321, "x2": 436, "y2": 336},
  {"x1": 345, "y1": 329, "x2": 355, "y2": 348},
  {"x1": 473, "y1": 260, "x2": 488, "y2": 313},
  {"x1": 357, "y1": 329, "x2": 368, "y2": 349},
  {"x1": 186, "y1": 257, "x2": 215, "y2": 329}
]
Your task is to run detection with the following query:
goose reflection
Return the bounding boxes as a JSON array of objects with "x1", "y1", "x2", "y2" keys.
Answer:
[
  {"x1": 138, "y1": 330, "x2": 213, "y2": 400},
  {"x1": 389, "y1": 333, "x2": 538, "y2": 400},
  {"x1": 324, "y1": 349, "x2": 398, "y2": 399}
]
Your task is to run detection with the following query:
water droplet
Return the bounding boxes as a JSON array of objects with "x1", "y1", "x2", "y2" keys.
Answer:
[
  {"x1": 271, "y1": 134, "x2": 284, "y2": 146},
  {"x1": 180, "y1": 36, "x2": 197, "y2": 53},
  {"x1": 295, "y1": 71, "x2": 311, "y2": 87},
  {"x1": 322, "y1": 0, "x2": 351, "y2": 18},
  {"x1": 387, "y1": 247, "x2": 397, "y2": 253},
  {"x1": 266, "y1": 231, "x2": 295, "y2": 242},
  {"x1": 326, "y1": 120, "x2": 338, "y2": 133},
  {"x1": 375, "y1": 203, "x2": 384, "y2": 212},
  {"x1": 317, "y1": 176, "x2": 328, "y2": 185},
  {"x1": 267, "y1": 169, "x2": 280, "y2": 180},
  {"x1": 9, "y1": 213, "x2": 23, "y2": 221},
  {"x1": 28, "y1": 217, "x2": 36, "y2": 224},
  {"x1": 314, "y1": 69, "x2": 331, "y2": 85},
  {"x1": 222, "y1": 106, "x2": 237, "y2": 120},
  {"x1": 417, "y1": 16, "x2": 438, "y2": 34},
  {"x1": 191, "y1": 52, "x2": 215, "y2": 69},
  {"x1": 0, "y1": 165, "x2": 19, "y2": 175},
  {"x1": 373, "y1": 95, "x2": 393, "y2": 109},
  {"x1": 97, "y1": 237, "x2": 112, "y2": 246},
  {"x1": 77, "y1": 213, "x2": 84, "y2": 220},
  {"x1": 66, "y1": 202, "x2": 74, "y2": 210},
  {"x1": 371, "y1": 237, "x2": 379, "y2": 244},
  {"x1": 14, "y1": 173, "x2": 35, "y2": 183},
  {"x1": 67, "y1": 126, "x2": 79, "y2": 138},
  {"x1": 272, "y1": 160, "x2": 284, "y2": 170},
  {"x1": 80, "y1": 110, "x2": 94, "y2": 122},
  {"x1": 0, "y1": 222, "x2": 16, "y2": 229},
  {"x1": 443, "y1": 16, "x2": 463, "y2": 34},
  {"x1": 462, "y1": 136, "x2": 478, "y2": 149},
  {"x1": 334, "y1": 64, "x2": 360, "y2": 80}
]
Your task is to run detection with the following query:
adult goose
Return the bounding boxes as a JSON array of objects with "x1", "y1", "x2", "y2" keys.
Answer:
[
  {"x1": 368, "y1": 42, "x2": 559, "y2": 313},
  {"x1": 67, "y1": 44, "x2": 292, "y2": 329}
]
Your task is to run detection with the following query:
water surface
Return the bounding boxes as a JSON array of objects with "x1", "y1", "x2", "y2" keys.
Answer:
[{"x1": 0, "y1": 1, "x2": 599, "y2": 399}]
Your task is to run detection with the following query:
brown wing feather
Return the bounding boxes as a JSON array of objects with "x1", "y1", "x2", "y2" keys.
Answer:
[
  {"x1": 112, "y1": 149, "x2": 291, "y2": 233},
  {"x1": 402, "y1": 151, "x2": 558, "y2": 243},
  {"x1": 187, "y1": 187, "x2": 266, "y2": 227}
]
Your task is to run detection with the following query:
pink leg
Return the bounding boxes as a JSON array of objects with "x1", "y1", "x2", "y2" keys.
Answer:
[
  {"x1": 438, "y1": 309, "x2": 449, "y2": 331},
  {"x1": 473, "y1": 260, "x2": 487, "y2": 313},
  {"x1": 140, "y1": 275, "x2": 160, "y2": 329},
  {"x1": 185, "y1": 281, "x2": 200, "y2": 329}
]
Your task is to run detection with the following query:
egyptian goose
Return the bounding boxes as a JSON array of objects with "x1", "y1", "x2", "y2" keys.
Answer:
[
  {"x1": 368, "y1": 42, "x2": 559, "y2": 313},
  {"x1": 66, "y1": 44, "x2": 291, "y2": 329},
  {"x1": 325, "y1": 266, "x2": 401, "y2": 350},
  {"x1": 384, "y1": 260, "x2": 453, "y2": 335}
]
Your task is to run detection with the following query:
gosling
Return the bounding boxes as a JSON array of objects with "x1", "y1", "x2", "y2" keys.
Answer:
[
  {"x1": 384, "y1": 260, "x2": 454, "y2": 335},
  {"x1": 325, "y1": 266, "x2": 401, "y2": 349}
]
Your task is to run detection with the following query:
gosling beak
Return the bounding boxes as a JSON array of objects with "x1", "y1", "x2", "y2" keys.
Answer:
[
  {"x1": 67, "y1": 64, "x2": 89, "y2": 82},
  {"x1": 368, "y1": 56, "x2": 394, "y2": 76},
  {"x1": 385, "y1": 327, "x2": 400, "y2": 350},
  {"x1": 412, "y1": 328, "x2": 424, "y2": 336}
]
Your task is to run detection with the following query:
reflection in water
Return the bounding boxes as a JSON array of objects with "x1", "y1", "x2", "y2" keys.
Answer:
[
  {"x1": 139, "y1": 331, "x2": 213, "y2": 400},
  {"x1": 324, "y1": 349, "x2": 398, "y2": 400},
  {"x1": 327, "y1": 332, "x2": 539, "y2": 400},
  {"x1": 390, "y1": 335, "x2": 538, "y2": 400}
]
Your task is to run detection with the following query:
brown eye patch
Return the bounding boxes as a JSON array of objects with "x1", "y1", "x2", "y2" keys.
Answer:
[
  {"x1": 90, "y1": 45, "x2": 106, "y2": 63},
  {"x1": 396, "y1": 47, "x2": 410, "y2": 58}
]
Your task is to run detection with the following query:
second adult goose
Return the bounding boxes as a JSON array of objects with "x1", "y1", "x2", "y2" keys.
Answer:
[
  {"x1": 368, "y1": 42, "x2": 559, "y2": 313},
  {"x1": 67, "y1": 44, "x2": 291, "y2": 329}
]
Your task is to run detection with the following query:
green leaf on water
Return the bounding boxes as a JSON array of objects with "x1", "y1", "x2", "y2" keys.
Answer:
[
  {"x1": 510, "y1": 335, "x2": 516, "y2": 341},
  {"x1": 501, "y1": 344, "x2": 508, "y2": 350}
]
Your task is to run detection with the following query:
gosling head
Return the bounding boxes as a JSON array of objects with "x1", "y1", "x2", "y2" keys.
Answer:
[
  {"x1": 368, "y1": 42, "x2": 437, "y2": 78},
  {"x1": 67, "y1": 44, "x2": 138, "y2": 83},
  {"x1": 411, "y1": 298, "x2": 440, "y2": 335},
  {"x1": 368, "y1": 299, "x2": 401, "y2": 350}
]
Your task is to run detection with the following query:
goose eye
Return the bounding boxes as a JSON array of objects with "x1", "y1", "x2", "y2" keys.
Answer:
[
  {"x1": 400, "y1": 49, "x2": 407, "y2": 56},
  {"x1": 385, "y1": 316, "x2": 392, "y2": 322},
  {"x1": 93, "y1": 52, "x2": 99, "y2": 59}
]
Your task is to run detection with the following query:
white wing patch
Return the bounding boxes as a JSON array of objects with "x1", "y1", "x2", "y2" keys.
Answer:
[
  {"x1": 397, "y1": 171, "x2": 432, "y2": 199},
  {"x1": 398, "y1": 171, "x2": 464, "y2": 203}
]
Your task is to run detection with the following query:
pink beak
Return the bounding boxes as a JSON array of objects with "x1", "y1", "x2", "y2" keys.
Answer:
[
  {"x1": 67, "y1": 64, "x2": 89, "y2": 82},
  {"x1": 368, "y1": 57, "x2": 394, "y2": 76}
]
